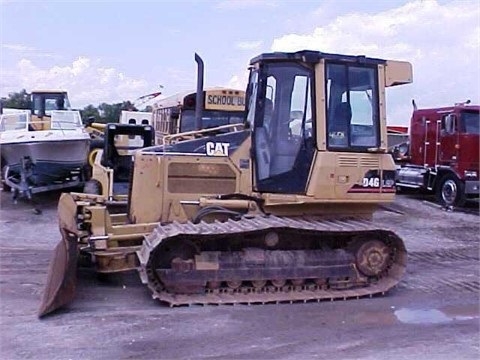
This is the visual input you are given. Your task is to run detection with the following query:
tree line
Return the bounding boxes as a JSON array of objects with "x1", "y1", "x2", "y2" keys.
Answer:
[{"x1": 1, "y1": 89, "x2": 152, "y2": 124}]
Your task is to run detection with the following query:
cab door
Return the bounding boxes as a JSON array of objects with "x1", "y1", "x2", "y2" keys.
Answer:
[
  {"x1": 438, "y1": 113, "x2": 458, "y2": 166},
  {"x1": 253, "y1": 63, "x2": 315, "y2": 194}
]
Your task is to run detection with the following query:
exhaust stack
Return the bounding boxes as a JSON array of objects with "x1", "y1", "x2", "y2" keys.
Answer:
[{"x1": 194, "y1": 53, "x2": 204, "y2": 131}]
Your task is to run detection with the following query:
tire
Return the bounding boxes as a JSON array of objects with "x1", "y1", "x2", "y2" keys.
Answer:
[
  {"x1": 2, "y1": 181, "x2": 11, "y2": 192},
  {"x1": 1, "y1": 161, "x2": 10, "y2": 192},
  {"x1": 83, "y1": 179, "x2": 102, "y2": 195},
  {"x1": 435, "y1": 173, "x2": 466, "y2": 207}
]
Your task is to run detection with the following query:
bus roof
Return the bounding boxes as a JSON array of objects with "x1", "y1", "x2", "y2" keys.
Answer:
[{"x1": 152, "y1": 87, "x2": 244, "y2": 109}]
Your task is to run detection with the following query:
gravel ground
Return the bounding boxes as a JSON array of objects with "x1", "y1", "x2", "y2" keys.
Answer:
[{"x1": 0, "y1": 190, "x2": 478, "y2": 360}]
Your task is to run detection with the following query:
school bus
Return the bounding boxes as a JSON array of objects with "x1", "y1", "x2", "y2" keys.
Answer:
[{"x1": 152, "y1": 87, "x2": 245, "y2": 144}]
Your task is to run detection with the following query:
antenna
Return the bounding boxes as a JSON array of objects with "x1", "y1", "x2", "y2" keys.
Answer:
[
  {"x1": 454, "y1": 99, "x2": 471, "y2": 106},
  {"x1": 134, "y1": 90, "x2": 163, "y2": 108}
]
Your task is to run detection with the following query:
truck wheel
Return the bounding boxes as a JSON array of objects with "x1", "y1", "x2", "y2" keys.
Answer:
[
  {"x1": 436, "y1": 174, "x2": 466, "y2": 207},
  {"x1": 83, "y1": 179, "x2": 102, "y2": 195}
]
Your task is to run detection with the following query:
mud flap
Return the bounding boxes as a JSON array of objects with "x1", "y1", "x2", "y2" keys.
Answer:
[{"x1": 38, "y1": 229, "x2": 78, "y2": 318}]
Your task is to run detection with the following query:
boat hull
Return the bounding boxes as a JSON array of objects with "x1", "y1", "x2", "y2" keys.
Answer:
[{"x1": 1, "y1": 139, "x2": 90, "y2": 185}]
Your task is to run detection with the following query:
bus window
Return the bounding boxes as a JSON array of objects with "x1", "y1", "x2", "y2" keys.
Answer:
[{"x1": 151, "y1": 88, "x2": 246, "y2": 142}]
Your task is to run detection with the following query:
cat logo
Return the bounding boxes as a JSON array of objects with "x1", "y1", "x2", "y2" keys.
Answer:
[{"x1": 206, "y1": 142, "x2": 230, "y2": 156}]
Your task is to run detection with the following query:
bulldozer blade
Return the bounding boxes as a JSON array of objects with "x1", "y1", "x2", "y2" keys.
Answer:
[{"x1": 38, "y1": 229, "x2": 78, "y2": 318}]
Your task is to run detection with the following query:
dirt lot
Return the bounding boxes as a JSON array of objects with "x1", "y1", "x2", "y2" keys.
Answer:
[{"x1": 0, "y1": 190, "x2": 479, "y2": 360}]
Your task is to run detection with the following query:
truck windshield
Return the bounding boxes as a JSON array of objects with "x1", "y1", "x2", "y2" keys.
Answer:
[
  {"x1": 460, "y1": 111, "x2": 479, "y2": 134},
  {"x1": 325, "y1": 63, "x2": 379, "y2": 149}
]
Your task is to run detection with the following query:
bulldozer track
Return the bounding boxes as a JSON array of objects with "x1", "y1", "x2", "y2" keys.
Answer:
[{"x1": 138, "y1": 215, "x2": 407, "y2": 307}]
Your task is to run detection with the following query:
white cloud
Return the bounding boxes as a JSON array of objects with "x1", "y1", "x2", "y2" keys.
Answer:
[
  {"x1": 0, "y1": 57, "x2": 150, "y2": 107},
  {"x1": 2, "y1": 44, "x2": 36, "y2": 52},
  {"x1": 235, "y1": 40, "x2": 263, "y2": 51},
  {"x1": 215, "y1": 0, "x2": 277, "y2": 10},
  {"x1": 226, "y1": 72, "x2": 249, "y2": 90},
  {"x1": 271, "y1": 0, "x2": 480, "y2": 125},
  {"x1": 2, "y1": 43, "x2": 55, "y2": 58}
]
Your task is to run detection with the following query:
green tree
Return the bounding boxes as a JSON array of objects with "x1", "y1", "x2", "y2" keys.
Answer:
[
  {"x1": 98, "y1": 102, "x2": 122, "y2": 123},
  {"x1": 120, "y1": 100, "x2": 137, "y2": 112},
  {"x1": 80, "y1": 104, "x2": 101, "y2": 123},
  {"x1": 2, "y1": 89, "x2": 32, "y2": 110}
]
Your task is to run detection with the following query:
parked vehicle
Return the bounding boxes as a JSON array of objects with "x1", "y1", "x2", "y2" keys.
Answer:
[
  {"x1": 1, "y1": 91, "x2": 90, "y2": 200},
  {"x1": 394, "y1": 101, "x2": 479, "y2": 207},
  {"x1": 39, "y1": 50, "x2": 413, "y2": 317}
]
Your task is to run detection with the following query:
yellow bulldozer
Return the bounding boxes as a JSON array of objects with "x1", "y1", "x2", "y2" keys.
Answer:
[{"x1": 39, "y1": 50, "x2": 412, "y2": 317}]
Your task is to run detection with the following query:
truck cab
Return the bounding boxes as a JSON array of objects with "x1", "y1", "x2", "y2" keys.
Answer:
[{"x1": 396, "y1": 103, "x2": 479, "y2": 207}]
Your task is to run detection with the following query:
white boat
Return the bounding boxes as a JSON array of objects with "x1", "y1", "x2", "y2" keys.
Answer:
[{"x1": 0, "y1": 109, "x2": 90, "y2": 198}]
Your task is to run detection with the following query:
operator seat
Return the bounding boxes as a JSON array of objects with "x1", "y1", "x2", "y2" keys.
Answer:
[
  {"x1": 256, "y1": 127, "x2": 271, "y2": 181},
  {"x1": 256, "y1": 99, "x2": 274, "y2": 180},
  {"x1": 329, "y1": 102, "x2": 351, "y2": 147}
]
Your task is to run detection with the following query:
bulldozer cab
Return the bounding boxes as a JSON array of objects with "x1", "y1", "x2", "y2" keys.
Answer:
[
  {"x1": 30, "y1": 90, "x2": 70, "y2": 130},
  {"x1": 247, "y1": 51, "x2": 412, "y2": 195},
  {"x1": 102, "y1": 123, "x2": 154, "y2": 184},
  {"x1": 129, "y1": 51, "x2": 412, "y2": 224}
]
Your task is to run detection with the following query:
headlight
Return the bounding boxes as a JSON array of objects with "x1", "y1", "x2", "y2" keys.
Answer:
[
  {"x1": 464, "y1": 170, "x2": 478, "y2": 179},
  {"x1": 397, "y1": 142, "x2": 409, "y2": 156}
]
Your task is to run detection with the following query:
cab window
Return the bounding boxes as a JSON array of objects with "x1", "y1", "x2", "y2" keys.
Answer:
[{"x1": 326, "y1": 63, "x2": 379, "y2": 149}]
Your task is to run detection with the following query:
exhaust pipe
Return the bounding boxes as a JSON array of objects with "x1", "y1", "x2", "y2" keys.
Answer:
[{"x1": 194, "y1": 53, "x2": 204, "y2": 131}]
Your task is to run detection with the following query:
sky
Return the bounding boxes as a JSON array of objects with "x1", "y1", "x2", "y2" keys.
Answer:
[{"x1": 0, "y1": 0, "x2": 479, "y2": 125}]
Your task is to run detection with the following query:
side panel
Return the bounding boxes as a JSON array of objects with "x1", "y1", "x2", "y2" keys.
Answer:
[
  {"x1": 129, "y1": 137, "x2": 253, "y2": 224},
  {"x1": 129, "y1": 154, "x2": 166, "y2": 224},
  {"x1": 307, "y1": 152, "x2": 396, "y2": 202}
]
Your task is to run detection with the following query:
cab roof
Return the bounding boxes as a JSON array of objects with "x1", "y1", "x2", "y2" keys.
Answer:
[
  {"x1": 249, "y1": 50, "x2": 387, "y2": 66},
  {"x1": 31, "y1": 90, "x2": 68, "y2": 94}
]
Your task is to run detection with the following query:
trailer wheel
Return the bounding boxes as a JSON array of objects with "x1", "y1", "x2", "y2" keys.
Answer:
[
  {"x1": 1, "y1": 181, "x2": 11, "y2": 192},
  {"x1": 436, "y1": 173, "x2": 466, "y2": 208},
  {"x1": 83, "y1": 179, "x2": 102, "y2": 195},
  {"x1": 1, "y1": 160, "x2": 10, "y2": 192}
]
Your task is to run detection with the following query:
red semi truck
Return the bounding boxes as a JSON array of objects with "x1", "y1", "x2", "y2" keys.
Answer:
[{"x1": 394, "y1": 102, "x2": 479, "y2": 207}]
